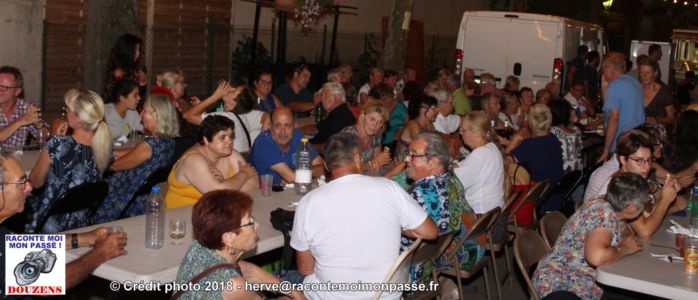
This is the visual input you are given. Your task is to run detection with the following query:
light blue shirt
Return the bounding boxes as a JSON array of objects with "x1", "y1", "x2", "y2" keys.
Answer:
[{"x1": 603, "y1": 75, "x2": 645, "y2": 152}]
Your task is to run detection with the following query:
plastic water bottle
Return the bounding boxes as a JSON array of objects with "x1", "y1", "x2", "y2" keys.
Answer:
[
  {"x1": 690, "y1": 185, "x2": 698, "y2": 228},
  {"x1": 295, "y1": 138, "x2": 313, "y2": 195},
  {"x1": 145, "y1": 186, "x2": 165, "y2": 249}
]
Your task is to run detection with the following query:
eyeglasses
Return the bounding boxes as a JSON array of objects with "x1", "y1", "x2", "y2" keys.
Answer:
[
  {"x1": 233, "y1": 215, "x2": 256, "y2": 230},
  {"x1": 406, "y1": 152, "x2": 428, "y2": 159},
  {"x1": 1, "y1": 177, "x2": 28, "y2": 188},
  {"x1": 0, "y1": 84, "x2": 20, "y2": 92},
  {"x1": 626, "y1": 156, "x2": 653, "y2": 167}
]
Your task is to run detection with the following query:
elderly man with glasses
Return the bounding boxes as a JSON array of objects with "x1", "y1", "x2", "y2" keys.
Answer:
[
  {"x1": 397, "y1": 131, "x2": 483, "y2": 286},
  {"x1": 0, "y1": 153, "x2": 127, "y2": 293},
  {"x1": 0, "y1": 66, "x2": 50, "y2": 150}
]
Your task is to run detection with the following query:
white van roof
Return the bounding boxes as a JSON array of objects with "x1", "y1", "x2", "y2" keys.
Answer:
[{"x1": 462, "y1": 11, "x2": 603, "y2": 30}]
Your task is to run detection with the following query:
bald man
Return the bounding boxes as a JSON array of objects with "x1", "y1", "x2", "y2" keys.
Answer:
[
  {"x1": 598, "y1": 52, "x2": 645, "y2": 163},
  {"x1": 249, "y1": 107, "x2": 325, "y2": 185}
]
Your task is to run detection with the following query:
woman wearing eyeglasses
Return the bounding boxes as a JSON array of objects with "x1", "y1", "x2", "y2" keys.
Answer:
[
  {"x1": 590, "y1": 131, "x2": 680, "y2": 240},
  {"x1": 396, "y1": 94, "x2": 438, "y2": 159},
  {"x1": 175, "y1": 189, "x2": 305, "y2": 300}
]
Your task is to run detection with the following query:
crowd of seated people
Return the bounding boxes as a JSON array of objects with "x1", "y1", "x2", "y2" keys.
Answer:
[{"x1": 7, "y1": 33, "x2": 698, "y2": 299}]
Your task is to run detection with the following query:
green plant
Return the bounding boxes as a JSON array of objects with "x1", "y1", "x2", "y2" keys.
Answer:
[{"x1": 231, "y1": 35, "x2": 272, "y2": 84}]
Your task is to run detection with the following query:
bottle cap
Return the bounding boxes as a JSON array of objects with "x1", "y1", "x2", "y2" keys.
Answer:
[
  {"x1": 151, "y1": 186, "x2": 161, "y2": 193},
  {"x1": 301, "y1": 138, "x2": 308, "y2": 143}
]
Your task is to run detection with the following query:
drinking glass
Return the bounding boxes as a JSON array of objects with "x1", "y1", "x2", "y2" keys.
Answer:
[{"x1": 169, "y1": 217, "x2": 186, "y2": 245}]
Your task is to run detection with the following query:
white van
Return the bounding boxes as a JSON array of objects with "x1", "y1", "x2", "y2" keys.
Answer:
[{"x1": 454, "y1": 11, "x2": 606, "y2": 93}]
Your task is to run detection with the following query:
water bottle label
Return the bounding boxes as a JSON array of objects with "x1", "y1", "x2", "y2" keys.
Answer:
[{"x1": 295, "y1": 169, "x2": 312, "y2": 184}]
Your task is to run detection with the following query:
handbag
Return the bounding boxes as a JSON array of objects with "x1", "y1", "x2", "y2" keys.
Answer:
[{"x1": 269, "y1": 208, "x2": 296, "y2": 277}]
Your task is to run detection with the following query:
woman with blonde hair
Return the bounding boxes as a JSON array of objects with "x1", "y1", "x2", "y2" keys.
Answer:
[
  {"x1": 454, "y1": 111, "x2": 507, "y2": 239},
  {"x1": 26, "y1": 89, "x2": 112, "y2": 233},
  {"x1": 151, "y1": 70, "x2": 190, "y2": 112},
  {"x1": 510, "y1": 104, "x2": 564, "y2": 222},
  {"x1": 339, "y1": 102, "x2": 391, "y2": 174},
  {"x1": 94, "y1": 95, "x2": 179, "y2": 223}
]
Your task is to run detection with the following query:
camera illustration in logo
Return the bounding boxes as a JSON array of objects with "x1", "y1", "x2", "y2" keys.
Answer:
[{"x1": 14, "y1": 249, "x2": 57, "y2": 286}]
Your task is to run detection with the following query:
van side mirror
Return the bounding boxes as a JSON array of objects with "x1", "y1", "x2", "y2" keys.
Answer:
[{"x1": 513, "y1": 63, "x2": 522, "y2": 76}]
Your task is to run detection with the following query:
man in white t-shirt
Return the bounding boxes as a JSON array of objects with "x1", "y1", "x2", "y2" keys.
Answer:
[
  {"x1": 563, "y1": 81, "x2": 594, "y2": 118},
  {"x1": 430, "y1": 89, "x2": 460, "y2": 134},
  {"x1": 291, "y1": 132, "x2": 438, "y2": 300}
]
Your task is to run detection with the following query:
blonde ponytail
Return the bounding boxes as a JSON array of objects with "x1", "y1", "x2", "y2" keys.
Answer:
[{"x1": 64, "y1": 89, "x2": 112, "y2": 172}]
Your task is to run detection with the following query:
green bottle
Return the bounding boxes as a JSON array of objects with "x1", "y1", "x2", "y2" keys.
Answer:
[{"x1": 314, "y1": 103, "x2": 324, "y2": 123}]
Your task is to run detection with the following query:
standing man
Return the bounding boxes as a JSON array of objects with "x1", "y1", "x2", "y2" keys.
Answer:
[
  {"x1": 584, "y1": 50, "x2": 601, "y2": 104},
  {"x1": 249, "y1": 107, "x2": 324, "y2": 185},
  {"x1": 648, "y1": 43, "x2": 664, "y2": 82},
  {"x1": 291, "y1": 133, "x2": 437, "y2": 299},
  {"x1": 0, "y1": 66, "x2": 47, "y2": 149},
  {"x1": 273, "y1": 64, "x2": 318, "y2": 117},
  {"x1": 566, "y1": 45, "x2": 589, "y2": 91},
  {"x1": 599, "y1": 52, "x2": 645, "y2": 163}
]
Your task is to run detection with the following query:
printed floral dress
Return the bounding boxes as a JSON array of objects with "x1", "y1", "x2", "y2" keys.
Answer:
[
  {"x1": 532, "y1": 197, "x2": 622, "y2": 299},
  {"x1": 93, "y1": 136, "x2": 174, "y2": 223},
  {"x1": 25, "y1": 136, "x2": 104, "y2": 233}
]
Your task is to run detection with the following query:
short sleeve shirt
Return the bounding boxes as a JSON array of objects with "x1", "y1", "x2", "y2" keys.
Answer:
[
  {"x1": 511, "y1": 134, "x2": 564, "y2": 182},
  {"x1": 603, "y1": 75, "x2": 645, "y2": 152},
  {"x1": 249, "y1": 129, "x2": 318, "y2": 185},
  {"x1": 533, "y1": 198, "x2": 622, "y2": 299},
  {"x1": 0, "y1": 98, "x2": 40, "y2": 149},
  {"x1": 645, "y1": 85, "x2": 674, "y2": 118},
  {"x1": 273, "y1": 83, "x2": 313, "y2": 106},
  {"x1": 104, "y1": 103, "x2": 143, "y2": 140}
]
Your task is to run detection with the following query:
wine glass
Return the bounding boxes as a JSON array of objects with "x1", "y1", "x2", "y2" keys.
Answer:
[{"x1": 169, "y1": 217, "x2": 186, "y2": 245}]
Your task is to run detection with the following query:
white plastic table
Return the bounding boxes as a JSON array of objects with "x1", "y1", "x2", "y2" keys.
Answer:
[
  {"x1": 64, "y1": 188, "x2": 301, "y2": 283},
  {"x1": 596, "y1": 217, "x2": 698, "y2": 299}
]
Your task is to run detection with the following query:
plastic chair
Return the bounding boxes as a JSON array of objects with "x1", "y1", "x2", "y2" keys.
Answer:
[
  {"x1": 402, "y1": 233, "x2": 456, "y2": 300},
  {"x1": 118, "y1": 164, "x2": 173, "y2": 219},
  {"x1": 372, "y1": 238, "x2": 423, "y2": 300},
  {"x1": 39, "y1": 181, "x2": 109, "y2": 231},
  {"x1": 439, "y1": 207, "x2": 501, "y2": 300},
  {"x1": 513, "y1": 230, "x2": 549, "y2": 300},
  {"x1": 539, "y1": 211, "x2": 568, "y2": 250},
  {"x1": 507, "y1": 180, "x2": 551, "y2": 236}
]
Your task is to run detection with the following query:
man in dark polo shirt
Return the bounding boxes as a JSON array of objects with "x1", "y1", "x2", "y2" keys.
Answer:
[
  {"x1": 309, "y1": 82, "x2": 356, "y2": 147},
  {"x1": 0, "y1": 154, "x2": 127, "y2": 295},
  {"x1": 273, "y1": 64, "x2": 318, "y2": 117}
]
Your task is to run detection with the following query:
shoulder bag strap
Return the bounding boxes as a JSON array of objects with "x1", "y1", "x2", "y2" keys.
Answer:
[
  {"x1": 170, "y1": 263, "x2": 239, "y2": 300},
  {"x1": 232, "y1": 112, "x2": 252, "y2": 149}
]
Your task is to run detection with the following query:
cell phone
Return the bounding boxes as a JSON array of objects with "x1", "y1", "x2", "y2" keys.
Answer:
[{"x1": 272, "y1": 186, "x2": 284, "y2": 192}]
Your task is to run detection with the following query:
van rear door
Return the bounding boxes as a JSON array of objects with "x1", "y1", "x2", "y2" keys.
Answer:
[
  {"x1": 507, "y1": 19, "x2": 560, "y2": 89},
  {"x1": 461, "y1": 15, "x2": 510, "y2": 84}
]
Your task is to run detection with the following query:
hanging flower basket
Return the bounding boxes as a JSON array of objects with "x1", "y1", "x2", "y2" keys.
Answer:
[{"x1": 276, "y1": 0, "x2": 340, "y2": 31}]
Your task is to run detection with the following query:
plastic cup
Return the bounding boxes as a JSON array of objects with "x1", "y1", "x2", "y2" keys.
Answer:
[
  {"x1": 261, "y1": 174, "x2": 273, "y2": 197},
  {"x1": 677, "y1": 233, "x2": 687, "y2": 258}
]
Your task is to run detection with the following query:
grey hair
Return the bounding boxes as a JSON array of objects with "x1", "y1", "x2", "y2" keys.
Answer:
[
  {"x1": 447, "y1": 74, "x2": 461, "y2": 89},
  {"x1": 480, "y1": 73, "x2": 496, "y2": 85},
  {"x1": 605, "y1": 172, "x2": 649, "y2": 212},
  {"x1": 480, "y1": 93, "x2": 500, "y2": 111},
  {"x1": 428, "y1": 89, "x2": 451, "y2": 103},
  {"x1": 323, "y1": 132, "x2": 360, "y2": 171},
  {"x1": 323, "y1": 82, "x2": 346, "y2": 103},
  {"x1": 415, "y1": 131, "x2": 451, "y2": 170},
  {"x1": 327, "y1": 68, "x2": 342, "y2": 82}
]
